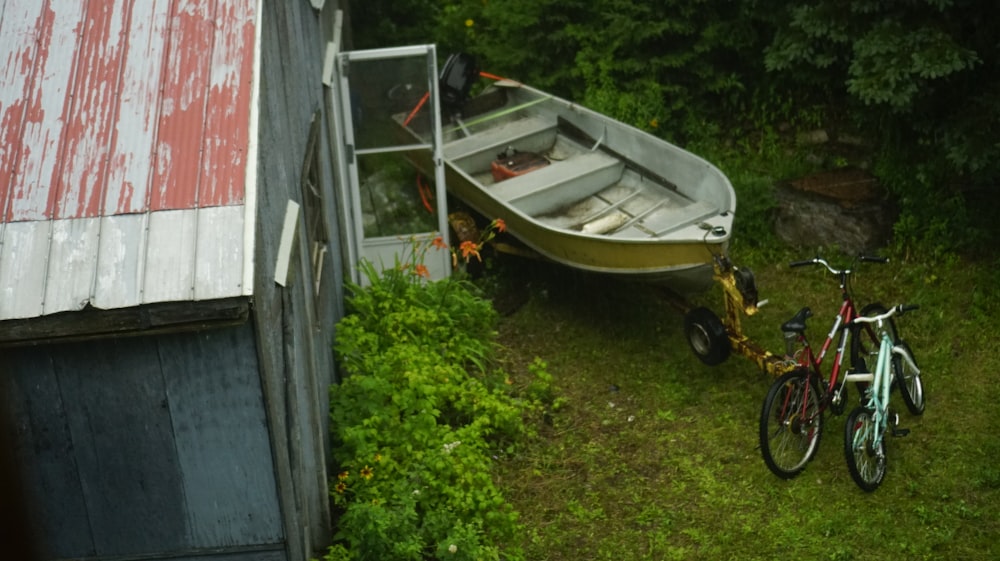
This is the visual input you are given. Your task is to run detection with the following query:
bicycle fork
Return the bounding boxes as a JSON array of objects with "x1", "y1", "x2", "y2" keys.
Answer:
[{"x1": 856, "y1": 335, "x2": 909, "y2": 454}]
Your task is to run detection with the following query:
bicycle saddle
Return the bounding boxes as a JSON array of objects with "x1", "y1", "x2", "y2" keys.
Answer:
[{"x1": 781, "y1": 307, "x2": 813, "y2": 334}]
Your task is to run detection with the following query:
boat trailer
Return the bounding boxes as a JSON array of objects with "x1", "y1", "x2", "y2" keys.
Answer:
[
  {"x1": 658, "y1": 253, "x2": 796, "y2": 377},
  {"x1": 449, "y1": 211, "x2": 792, "y2": 376}
]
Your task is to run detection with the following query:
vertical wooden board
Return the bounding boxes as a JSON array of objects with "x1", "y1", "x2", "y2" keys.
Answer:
[
  {"x1": 91, "y1": 214, "x2": 146, "y2": 310},
  {"x1": 3, "y1": 348, "x2": 95, "y2": 559},
  {"x1": 198, "y1": 0, "x2": 255, "y2": 208},
  {"x1": 159, "y1": 323, "x2": 284, "y2": 547},
  {"x1": 0, "y1": 0, "x2": 46, "y2": 212},
  {"x1": 194, "y1": 205, "x2": 245, "y2": 300},
  {"x1": 43, "y1": 217, "x2": 100, "y2": 315},
  {"x1": 8, "y1": 2, "x2": 85, "y2": 222},
  {"x1": 52, "y1": 0, "x2": 130, "y2": 220},
  {"x1": 144, "y1": 209, "x2": 197, "y2": 303},
  {"x1": 104, "y1": 0, "x2": 171, "y2": 216},
  {"x1": 54, "y1": 337, "x2": 188, "y2": 556},
  {"x1": 285, "y1": 287, "x2": 331, "y2": 551},
  {"x1": 0, "y1": 221, "x2": 48, "y2": 319},
  {"x1": 150, "y1": 0, "x2": 216, "y2": 211}
]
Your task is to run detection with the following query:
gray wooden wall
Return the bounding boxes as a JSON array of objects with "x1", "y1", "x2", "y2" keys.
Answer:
[
  {"x1": 252, "y1": 0, "x2": 347, "y2": 559},
  {"x1": 1, "y1": 2, "x2": 349, "y2": 560},
  {"x1": 3, "y1": 323, "x2": 284, "y2": 561}
]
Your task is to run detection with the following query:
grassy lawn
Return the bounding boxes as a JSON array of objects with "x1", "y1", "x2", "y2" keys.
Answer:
[{"x1": 490, "y1": 248, "x2": 1000, "y2": 561}]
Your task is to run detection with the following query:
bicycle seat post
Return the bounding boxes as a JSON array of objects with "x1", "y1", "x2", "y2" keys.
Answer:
[{"x1": 783, "y1": 330, "x2": 798, "y2": 358}]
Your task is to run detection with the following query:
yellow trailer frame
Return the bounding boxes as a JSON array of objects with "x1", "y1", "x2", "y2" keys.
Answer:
[{"x1": 658, "y1": 254, "x2": 797, "y2": 377}]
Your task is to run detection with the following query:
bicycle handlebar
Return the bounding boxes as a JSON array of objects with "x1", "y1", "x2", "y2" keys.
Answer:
[
  {"x1": 789, "y1": 255, "x2": 889, "y2": 275},
  {"x1": 852, "y1": 304, "x2": 919, "y2": 324}
]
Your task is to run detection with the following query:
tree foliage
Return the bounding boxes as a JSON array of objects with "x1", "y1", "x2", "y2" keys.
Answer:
[{"x1": 347, "y1": 0, "x2": 1000, "y2": 253}]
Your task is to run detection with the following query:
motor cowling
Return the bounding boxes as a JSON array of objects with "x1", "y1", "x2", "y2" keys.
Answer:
[{"x1": 439, "y1": 52, "x2": 480, "y2": 111}]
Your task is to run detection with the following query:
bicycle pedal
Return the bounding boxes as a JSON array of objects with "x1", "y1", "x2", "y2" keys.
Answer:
[{"x1": 892, "y1": 427, "x2": 911, "y2": 437}]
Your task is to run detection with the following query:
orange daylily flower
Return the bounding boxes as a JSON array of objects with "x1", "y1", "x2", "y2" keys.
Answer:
[
  {"x1": 492, "y1": 218, "x2": 506, "y2": 233},
  {"x1": 459, "y1": 240, "x2": 482, "y2": 262},
  {"x1": 414, "y1": 264, "x2": 430, "y2": 278},
  {"x1": 432, "y1": 236, "x2": 448, "y2": 250}
]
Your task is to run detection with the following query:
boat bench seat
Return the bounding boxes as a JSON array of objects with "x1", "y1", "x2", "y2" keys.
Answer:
[
  {"x1": 446, "y1": 116, "x2": 557, "y2": 172},
  {"x1": 492, "y1": 150, "x2": 624, "y2": 216}
]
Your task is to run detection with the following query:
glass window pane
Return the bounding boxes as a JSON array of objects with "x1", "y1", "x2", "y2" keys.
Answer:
[
  {"x1": 357, "y1": 152, "x2": 438, "y2": 238},
  {"x1": 346, "y1": 55, "x2": 435, "y2": 151}
]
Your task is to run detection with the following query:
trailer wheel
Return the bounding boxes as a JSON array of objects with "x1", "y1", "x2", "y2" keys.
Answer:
[{"x1": 684, "y1": 307, "x2": 731, "y2": 366}]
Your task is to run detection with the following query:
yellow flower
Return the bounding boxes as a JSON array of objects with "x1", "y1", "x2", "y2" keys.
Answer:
[
  {"x1": 374, "y1": 453, "x2": 383, "y2": 463},
  {"x1": 335, "y1": 482, "x2": 347, "y2": 494},
  {"x1": 649, "y1": 118, "x2": 659, "y2": 129},
  {"x1": 465, "y1": 19, "x2": 475, "y2": 27},
  {"x1": 360, "y1": 465, "x2": 374, "y2": 480},
  {"x1": 337, "y1": 471, "x2": 349, "y2": 481}
]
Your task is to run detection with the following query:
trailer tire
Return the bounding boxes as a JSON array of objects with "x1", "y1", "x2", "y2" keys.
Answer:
[{"x1": 684, "y1": 307, "x2": 731, "y2": 366}]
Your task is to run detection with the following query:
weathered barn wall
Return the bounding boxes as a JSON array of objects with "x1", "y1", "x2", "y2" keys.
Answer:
[
  {"x1": 252, "y1": 0, "x2": 346, "y2": 559},
  {"x1": 0, "y1": 1, "x2": 348, "y2": 559},
  {"x1": 2, "y1": 323, "x2": 284, "y2": 561}
]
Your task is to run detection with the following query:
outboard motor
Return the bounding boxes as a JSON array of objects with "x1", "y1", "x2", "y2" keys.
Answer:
[{"x1": 439, "y1": 52, "x2": 480, "y2": 112}]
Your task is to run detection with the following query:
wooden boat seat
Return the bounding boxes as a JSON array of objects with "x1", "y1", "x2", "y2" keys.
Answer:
[
  {"x1": 492, "y1": 150, "x2": 624, "y2": 216},
  {"x1": 446, "y1": 115, "x2": 557, "y2": 172}
]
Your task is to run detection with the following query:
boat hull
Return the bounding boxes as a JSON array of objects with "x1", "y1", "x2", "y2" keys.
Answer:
[
  {"x1": 408, "y1": 80, "x2": 737, "y2": 294},
  {"x1": 445, "y1": 164, "x2": 724, "y2": 292}
]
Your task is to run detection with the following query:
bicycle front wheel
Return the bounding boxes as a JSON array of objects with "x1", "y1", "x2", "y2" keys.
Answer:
[
  {"x1": 844, "y1": 406, "x2": 886, "y2": 492},
  {"x1": 759, "y1": 370, "x2": 823, "y2": 479},
  {"x1": 893, "y1": 341, "x2": 925, "y2": 415}
]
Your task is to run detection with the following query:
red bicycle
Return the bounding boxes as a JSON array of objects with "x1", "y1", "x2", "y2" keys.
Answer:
[{"x1": 759, "y1": 255, "x2": 895, "y2": 479}]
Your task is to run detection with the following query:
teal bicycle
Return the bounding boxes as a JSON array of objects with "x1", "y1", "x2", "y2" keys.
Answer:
[{"x1": 844, "y1": 304, "x2": 925, "y2": 492}]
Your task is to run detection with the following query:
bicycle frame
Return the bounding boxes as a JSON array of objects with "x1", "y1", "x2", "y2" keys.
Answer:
[
  {"x1": 852, "y1": 324, "x2": 921, "y2": 450},
  {"x1": 804, "y1": 298, "x2": 856, "y2": 382},
  {"x1": 782, "y1": 256, "x2": 888, "y2": 420},
  {"x1": 786, "y1": 292, "x2": 865, "y2": 422}
]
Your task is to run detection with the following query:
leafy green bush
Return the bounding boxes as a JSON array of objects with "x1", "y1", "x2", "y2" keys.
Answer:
[{"x1": 323, "y1": 243, "x2": 550, "y2": 561}]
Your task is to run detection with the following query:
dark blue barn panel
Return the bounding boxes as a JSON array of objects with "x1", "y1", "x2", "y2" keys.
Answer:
[
  {"x1": 3, "y1": 322, "x2": 285, "y2": 561},
  {"x1": 56, "y1": 336, "x2": 189, "y2": 555},
  {"x1": 4, "y1": 351, "x2": 94, "y2": 557},
  {"x1": 159, "y1": 327, "x2": 284, "y2": 547}
]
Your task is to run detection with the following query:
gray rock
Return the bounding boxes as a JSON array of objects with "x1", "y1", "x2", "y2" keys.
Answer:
[{"x1": 774, "y1": 169, "x2": 895, "y2": 255}]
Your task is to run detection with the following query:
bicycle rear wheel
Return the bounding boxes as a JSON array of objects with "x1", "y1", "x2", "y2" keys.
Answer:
[
  {"x1": 759, "y1": 370, "x2": 823, "y2": 479},
  {"x1": 844, "y1": 405, "x2": 886, "y2": 492},
  {"x1": 893, "y1": 341, "x2": 925, "y2": 415}
]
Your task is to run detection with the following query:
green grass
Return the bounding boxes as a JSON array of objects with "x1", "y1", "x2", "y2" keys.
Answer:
[{"x1": 489, "y1": 250, "x2": 1000, "y2": 561}]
